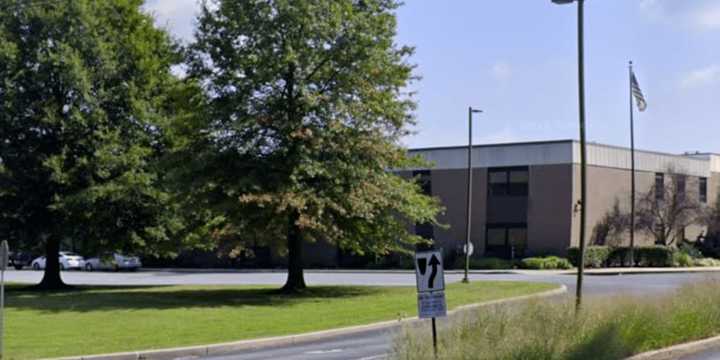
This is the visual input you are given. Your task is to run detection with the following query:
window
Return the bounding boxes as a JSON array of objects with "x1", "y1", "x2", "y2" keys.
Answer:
[
  {"x1": 488, "y1": 167, "x2": 529, "y2": 197},
  {"x1": 700, "y1": 177, "x2": 708, "y2": 203},
  {"x1": 655, "y1": 173, "x2": 664, "y2": 201},
  {"x1": 485, "y1": 224, "x2": 528, "y2": 258},
  {"x1": 677, "y1": 176, "x2": 686, "y2": 200},
  {"x1": 488, "y1": 171, "x2": 508, "y2": 196}
]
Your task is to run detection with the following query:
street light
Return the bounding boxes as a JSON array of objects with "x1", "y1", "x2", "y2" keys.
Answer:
[
  {"x1": 552, "y1": 0, "x2": 588, "y2": 311},
  {"x1": 463, "y1": 107, "x2": 483, "y2": 284}
]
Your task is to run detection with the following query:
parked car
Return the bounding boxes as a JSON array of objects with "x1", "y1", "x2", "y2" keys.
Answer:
[
  {"x1": 9, "y1": 251, "x2": 35, "y2": 270},
  {"x1": 30, "y1": 252, "x2": 86, "y2": 270},
  {"x1": 84, "y1": 252, "x2": 141, "y2": 272}
]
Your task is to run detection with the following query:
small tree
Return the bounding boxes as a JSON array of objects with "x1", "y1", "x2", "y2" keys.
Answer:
[{"x1": 636, "y1": 170, "x2": 702, "y2": 246}]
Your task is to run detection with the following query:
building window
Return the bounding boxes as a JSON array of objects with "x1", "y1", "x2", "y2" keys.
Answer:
[
  {"x1": 485, "y1": 224, "x2": 528, "y2": 259},
  {"x1": 655, "y1": 173, "x2": 664, "y2": 201},
  {"x1": 677, "y1": 175, "x2": 686, "y2": 200},
  {"x1": 488, "y1": 167, "x2": 529, "y2": 197},
  {"x1": 700, "y1": 177, "x2": 708, "y2": 203}
]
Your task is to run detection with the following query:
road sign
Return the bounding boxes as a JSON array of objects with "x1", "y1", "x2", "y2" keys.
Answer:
[
  {"x1": 418, "y1": 291, "x2": 447, "y2": 319},
  {"x1": 415, "y1": 250, "x2": 445, "y2": 293},
  {"x1": 463, "y1": 242, "x2": 474, "y2": 256}
]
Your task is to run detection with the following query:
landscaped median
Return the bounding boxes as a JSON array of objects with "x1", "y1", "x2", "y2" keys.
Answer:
[
  {"x1": 392, "y1": 280, "x2": 720, "y2": 360},
  {"x1": 4, "y1": 281, "x2": 557, "y2": 359}
]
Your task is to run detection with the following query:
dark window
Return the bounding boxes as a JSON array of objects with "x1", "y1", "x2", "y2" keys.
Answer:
[
  {"x1": 677, "y1": 176, "x2": 686, "y2": 200},
  {"x1": 488, "y1": 171, "x2": 508, "y2": 196},
  {"x1": 485, "y1": 224, "x2": 527, "y2": 259},
  {"x1": 700, "y1": 177, "x2": 708, "y2": 203},
  {"x1": 655, "y1": 173, "x2": 664, "y2": 201},
  {"x1": 488, "y1": 167, "x2": 529, "y2": 197}
]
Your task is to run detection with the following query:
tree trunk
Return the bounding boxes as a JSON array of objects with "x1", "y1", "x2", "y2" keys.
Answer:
[
  {"x1": 282, "y1": 213, "x2": 306, "y2": 292},
  {"x1": 35, "y1": 235, "x2": 69, "y2": 290}
]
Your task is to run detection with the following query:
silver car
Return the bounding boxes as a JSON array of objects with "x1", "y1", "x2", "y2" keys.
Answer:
[{"x1": 84, "y1": 252, "x2": 142, "y2": 272}]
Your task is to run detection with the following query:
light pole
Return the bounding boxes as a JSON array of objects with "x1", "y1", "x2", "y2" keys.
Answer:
[
  {"x1": 463, "y1": 107, "x2": 482, "y2": 284},
  {"x1": 552, "y1": 0, "x2": 587, "y2": 310}
]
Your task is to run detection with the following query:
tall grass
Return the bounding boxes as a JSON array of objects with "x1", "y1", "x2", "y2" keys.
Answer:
[{"x1": 393, "y1": 280, "x2": 720, "y2": 360}]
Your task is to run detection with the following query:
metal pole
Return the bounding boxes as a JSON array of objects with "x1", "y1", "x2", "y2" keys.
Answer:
[
  {"x1": 575, "y1": 0, "x2": 587, "y2": 312},
  {"x1": 463, "y1": 107, "x2": 473, "y2": 283},
  {"x1": 1, "y1": 267, "x2": 4, "y2": 359},
  {"x1": 629, "y1": 61, "x2": 636, "y2": 268},
  {"x1": 431, "y1": 317, "x2": 438, "y2": 358}
]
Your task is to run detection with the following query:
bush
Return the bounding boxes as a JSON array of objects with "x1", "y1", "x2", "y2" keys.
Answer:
[
  {"x1": 635, "y1": 246, "x2": 675, "y2": 267},
  {"x1": 672, "y1": 252, "x2": 694, "y2": 267},
  {"x1": 678, "y1": 241, "x2": 703, "y2": 259},
  {"x1": 567, "y1": 246, "x2": 610, "y2": 268},
  {"x1": 466, "y1": 257, "x2": 514, "y2": 270},
  {"x1": 519, "y1": 256, "x2": 572, "y2": 270},
  {"x1": 694, "y1": 258, "x2": 720, "y2": 267}
]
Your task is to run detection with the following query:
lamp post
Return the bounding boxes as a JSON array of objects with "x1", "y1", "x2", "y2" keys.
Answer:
[
  {"x1": 463, "y1": 107, "x2": 483, "y2": 284},
  {"x1": 552, "y1": 0, "x2": 587, "y2": 310}
]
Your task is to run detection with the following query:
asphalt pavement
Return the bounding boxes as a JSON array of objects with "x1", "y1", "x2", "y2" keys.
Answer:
[{"x1": 9, "y1": 269, "x2": 720, "y2": 360}]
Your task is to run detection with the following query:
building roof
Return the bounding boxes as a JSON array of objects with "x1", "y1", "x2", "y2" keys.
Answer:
[{"x1": 408, "y1": 140, "x2": 719, "y2": 177}]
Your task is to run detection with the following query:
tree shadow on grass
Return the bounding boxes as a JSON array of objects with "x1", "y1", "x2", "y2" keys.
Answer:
[
  {"x1": 4, "y1": 284, "x2": 389, "y2": 313},
  {"x1": 565, "y1": 322, "x2": 635, "y2": 360}
]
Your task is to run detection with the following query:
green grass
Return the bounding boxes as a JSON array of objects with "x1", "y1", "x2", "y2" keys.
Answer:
[
  {"x1": 3, "y1": 281, "x2": 556, "y2": 359},
  {"x1": 393, "y1": 280, "x2": 720, "y2": 360}
]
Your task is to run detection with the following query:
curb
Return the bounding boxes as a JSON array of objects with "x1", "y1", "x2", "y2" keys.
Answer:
[
  {"x1": 44, "y1": 285, "x2": 567, "y2": 360},
  {"x1": 626, "y1": 334, "x2": 720, "y2": 360}
]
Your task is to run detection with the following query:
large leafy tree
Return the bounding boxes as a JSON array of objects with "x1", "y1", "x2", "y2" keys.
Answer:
[
  {"x1": 184, "y1": 0, "x2": 442, "y2": 291},
  {"x1": 0, "y1": 0, "x2": 185, "y2": 289}
]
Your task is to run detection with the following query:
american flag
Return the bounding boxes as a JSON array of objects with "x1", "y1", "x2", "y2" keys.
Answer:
[{"x1": 630, "y1": 70, "x2": 647, "y2": 112}]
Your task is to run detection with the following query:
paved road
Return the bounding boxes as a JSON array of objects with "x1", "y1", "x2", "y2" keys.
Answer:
[{"x1": 10, "y1": 270, "x2": 720, "y2": 359}]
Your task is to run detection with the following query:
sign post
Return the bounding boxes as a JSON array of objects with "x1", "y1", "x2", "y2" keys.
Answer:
[
  {"x1": 0, "y1": 241, "x2": 8, "y2": 360},
  {"x1": 414, "y1": 250, "x2": 446, "y2": 357}
]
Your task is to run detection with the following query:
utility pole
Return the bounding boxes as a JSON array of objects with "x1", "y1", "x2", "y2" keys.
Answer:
[{"x1": 463, "y1": 107, "x2": 482, "y2": 284}]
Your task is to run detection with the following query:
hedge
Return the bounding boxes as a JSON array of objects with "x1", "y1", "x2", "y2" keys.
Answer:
[
  {"x1": 519, "y1": 256, "x2": 572, "y2": 270},
  {"x1": 568, "y1": 245, "x2": 676, "y2": 268}
]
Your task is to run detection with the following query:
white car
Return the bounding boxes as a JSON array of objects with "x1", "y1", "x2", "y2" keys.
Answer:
[
  {"x1": 84, "y1": 252, "x2": 142, "y2": 272},
  {"x1": 31, "y1": 252, "x2": 86, "y2": 271}
]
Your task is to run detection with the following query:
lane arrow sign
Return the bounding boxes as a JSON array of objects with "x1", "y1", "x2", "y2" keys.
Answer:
[{"x1": 428, "y1": 254, "x2": 440, "y2": 289}]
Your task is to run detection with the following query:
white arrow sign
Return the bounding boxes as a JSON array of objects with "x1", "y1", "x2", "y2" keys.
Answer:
[{"x1": 414, "y1": 250, "x2": 445, "y2": 293}]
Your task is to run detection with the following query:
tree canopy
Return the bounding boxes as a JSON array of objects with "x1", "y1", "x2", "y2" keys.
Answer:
[
  {"x1": 0, "y1": 0, "x2": 187, "y2": 288},
  {"x1": 182, "y1": 0, "x2": 442, "y2": 291}
]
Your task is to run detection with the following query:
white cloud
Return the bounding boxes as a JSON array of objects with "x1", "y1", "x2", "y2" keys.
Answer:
[
  {"x1": 490, "y1": 62, "x2": 512, "y2": 82},
  {"x1": 695, "y1": 3, "x2": 720, "y2": 30},
  {"x1": 142, "y1": 0, "x2": 201, "y2": 42},
  {"x1": 681, "y1": 65, "x2": 720, "y2": 89}
]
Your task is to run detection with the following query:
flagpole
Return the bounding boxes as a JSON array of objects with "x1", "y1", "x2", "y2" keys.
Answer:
[{"x1": 629, "y1": 61, "x2": 636, "y2": 268}]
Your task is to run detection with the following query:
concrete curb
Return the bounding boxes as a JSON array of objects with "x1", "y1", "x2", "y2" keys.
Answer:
[
  {"x1": 44, "y1": 285, "x2": 567, "y2": 360},
  {"x1": 626, "y1": 334, "x2": 720, "y2": 360}
]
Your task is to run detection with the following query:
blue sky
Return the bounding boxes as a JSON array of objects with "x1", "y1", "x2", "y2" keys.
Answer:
[{"x1": 145, "y1": 0, "x2": 720, "y2": 154}]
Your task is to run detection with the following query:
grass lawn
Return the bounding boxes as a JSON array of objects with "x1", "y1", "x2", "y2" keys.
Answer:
[
  {"x1": 393, "y1": 280, "x2": 720, "y2": 360},
  {"x1": 4, "y1": 280, "x2": 556, "y2": 359}
]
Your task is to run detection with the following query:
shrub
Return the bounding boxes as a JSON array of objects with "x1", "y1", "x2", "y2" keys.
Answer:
[
  {"x1": 678, "y1": 241, "x2": 703, "y2": 259},
  {"x1": 694, "y1": 258, "x2": 720, "y2": 267},
  {"x1": 453, "y1": 257, "x2": 514, "y2": 270},
  {"x1": 567, "y1": 246, "x2": 610, "y2": 268},
  {"x1": 635, "y1": 246, "x2": 675, "y2": 267},
  {"x1": 672, "y1": 252, "x2": 694, "y2": 267},
  {"x1": 519, "y1": 256, "x2": 572, "y2": 270}
]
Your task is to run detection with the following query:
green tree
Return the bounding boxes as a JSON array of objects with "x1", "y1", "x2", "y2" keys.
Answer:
[
  {"x1": 0, "y1": 0, "x2": 185, "y2": 289},
  {"x1": 184, "y1": 0, "x2": 442, "y2": 291}
]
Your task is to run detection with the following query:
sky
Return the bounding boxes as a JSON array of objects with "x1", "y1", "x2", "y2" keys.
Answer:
[{"x1": 144, "y1": 0, "x2": 720, "y2": 154}]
